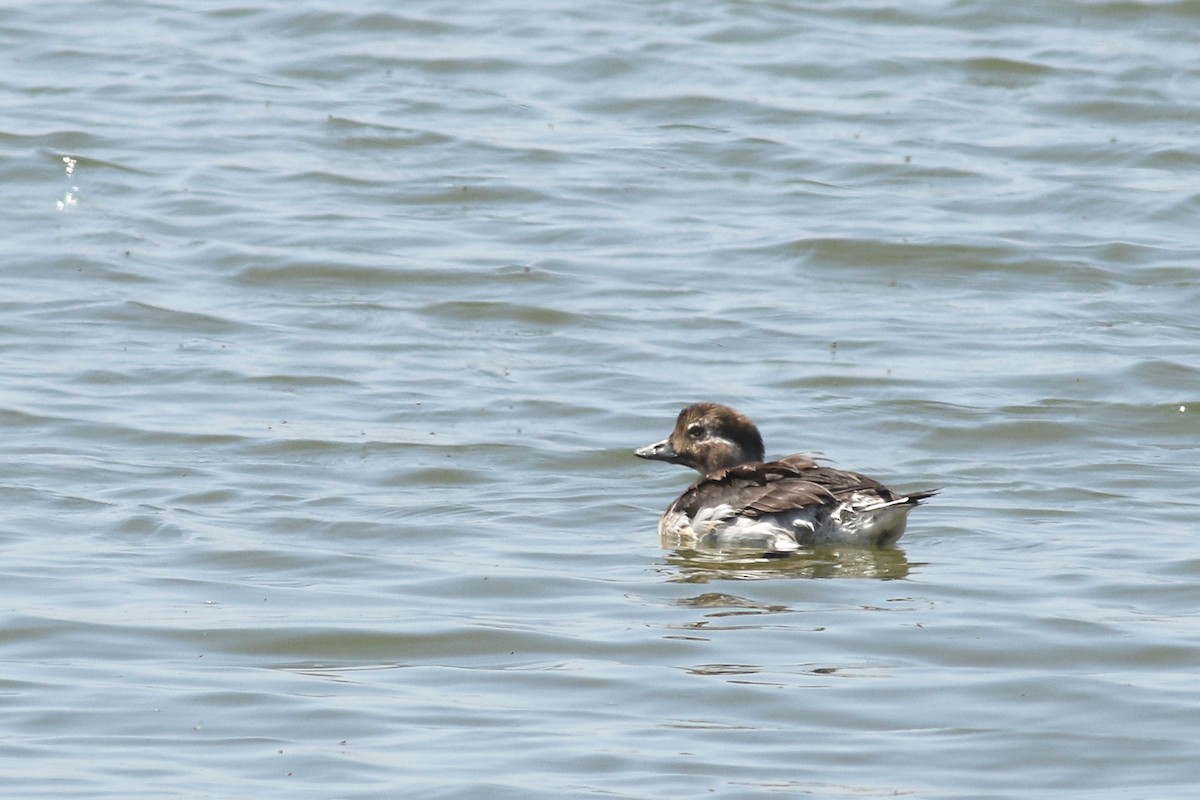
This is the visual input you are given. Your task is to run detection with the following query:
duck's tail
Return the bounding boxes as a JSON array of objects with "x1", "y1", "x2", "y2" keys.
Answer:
[{"x1": 901, "y1": 488, "x2": 939, "y2": 506}]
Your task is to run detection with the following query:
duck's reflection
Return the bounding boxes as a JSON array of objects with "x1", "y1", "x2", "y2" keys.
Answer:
[
  {"x1": 676, "y1": 591, "x2": 792, "y2": 614},
  {"x1": 661, "y1": 545, "x2": 912, "y2": 582}
]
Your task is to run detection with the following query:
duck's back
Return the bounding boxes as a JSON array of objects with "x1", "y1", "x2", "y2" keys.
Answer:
[{"x1": 662, "y1": 455, "x2": 932, "y2": 550}]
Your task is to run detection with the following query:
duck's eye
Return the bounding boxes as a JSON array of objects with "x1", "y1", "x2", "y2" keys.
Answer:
[{"x1": 686, "y1": 423, "x2": 706, "y2": 440}]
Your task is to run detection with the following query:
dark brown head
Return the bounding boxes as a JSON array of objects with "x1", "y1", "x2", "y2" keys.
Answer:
[{"x1": 635, "y1": 403, "x2": 766, "y2": 475}]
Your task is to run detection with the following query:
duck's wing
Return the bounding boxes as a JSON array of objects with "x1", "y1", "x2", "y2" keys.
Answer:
[
  {"x1": 781, "y1": 460, "x2": 939, "y2": 510},
  {"x1": 786, "y1": 464, "x2": 895, "y2": 499},
  {"x1": 670, "y1": 457, "x2": 838, "y2": 519}
]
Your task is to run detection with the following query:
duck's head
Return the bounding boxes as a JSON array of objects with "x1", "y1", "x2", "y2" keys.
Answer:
[{"x1": 635, "y1": 402, "x2": 765, "y2": 475}]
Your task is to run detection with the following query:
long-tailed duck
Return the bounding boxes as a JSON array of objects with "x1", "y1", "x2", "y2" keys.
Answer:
[{"x1": 635, "y1": 403, "x2": 936, "y2": 552}]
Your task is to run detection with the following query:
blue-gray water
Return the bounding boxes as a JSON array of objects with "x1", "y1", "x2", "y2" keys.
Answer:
[{"x1": 4, "y1": 1, "x2": 1200, "y2": 797}]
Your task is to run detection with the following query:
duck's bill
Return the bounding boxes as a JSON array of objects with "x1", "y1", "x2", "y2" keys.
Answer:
[{"x1": 635, "y1": 438, "x2": 678, "y2": 461}]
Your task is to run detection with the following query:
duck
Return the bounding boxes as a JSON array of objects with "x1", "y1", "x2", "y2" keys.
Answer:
[{"x1": 635, "y1": 402, "x2": 936, "y2": 552}]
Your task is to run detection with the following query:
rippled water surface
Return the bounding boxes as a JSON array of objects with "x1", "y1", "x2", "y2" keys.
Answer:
[{"x1": 4, "y1": 0, "x2": 1200, "y2": 797}]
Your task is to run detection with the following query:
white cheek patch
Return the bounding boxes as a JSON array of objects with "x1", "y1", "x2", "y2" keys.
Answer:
[{"x1": 702, "y1": 435, "x2": 745, "y2": 458}]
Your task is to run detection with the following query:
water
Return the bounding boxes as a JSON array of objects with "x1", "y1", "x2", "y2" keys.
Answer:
[{"x1": 3, "y1": 0, "x2": 1200, "y2": 796}]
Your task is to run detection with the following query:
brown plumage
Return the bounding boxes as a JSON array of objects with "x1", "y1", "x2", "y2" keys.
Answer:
[{"x1": 636, "y1": 403, "x2": 936, "y2": 550}]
